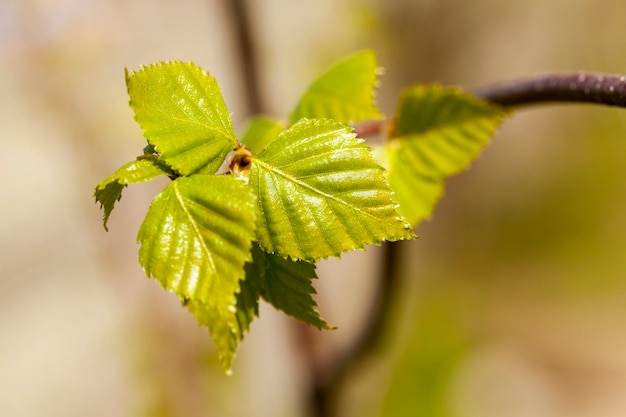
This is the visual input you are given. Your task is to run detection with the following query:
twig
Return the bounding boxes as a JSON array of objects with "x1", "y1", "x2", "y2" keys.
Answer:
[{"x1": 471, "y1": 72, "x2": 626, "y2": 108}]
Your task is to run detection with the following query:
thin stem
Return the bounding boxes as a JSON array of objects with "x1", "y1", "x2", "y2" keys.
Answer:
[
  {"x1": 354, "y1": 121, "x2": 385, "y2": 139},
  {"x1": 472, "y1": 72, "x2": 626, "y2": 108}
]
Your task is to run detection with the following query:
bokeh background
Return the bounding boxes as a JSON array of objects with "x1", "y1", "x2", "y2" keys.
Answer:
[{"x1": 3, "y1": 0, "x2": 626, "y2": 416}]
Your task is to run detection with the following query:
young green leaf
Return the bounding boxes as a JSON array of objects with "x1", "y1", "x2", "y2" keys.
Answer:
[
  {"x1": 290, "y1": 50, "x2": 383, "y2": 125},
  {"x1": 126, "y1": 61, "x2": 238, "y2": 176},
  {"x1": 187, "y1": 243, "x2": 330, "y2": 371},
  {"x1": 387, "y1": 85, "x2": 509, "y2": 227},
  {"x1": 239, "y1": 117, "x2": 284, "y2": 154},
  {"x1": 95, "y1": 156, "x2": 172, "y2": 230},
  {"x1": 137, "y1": 175, "x2": 256, "y2": 311},
  {"x1": 235, "y1": 255, "x2": 265, "y2": 335},
  {"x1": 250, "y1": 118, "x2": 415, "y2": 261},
  {"x1": 247, "y1": 244, "x2": 331, "y2": 329}
]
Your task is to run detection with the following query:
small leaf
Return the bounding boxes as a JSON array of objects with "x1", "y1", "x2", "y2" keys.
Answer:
[
  {"x1": 94, "y1": 156, "x2": 171, "y2": 230},
  {"x1": 290, "y1": 50, "x2": 383, "y2": 125},
  {"x1": 251, "y1": 118, "x2": 414, "y2": 261},
  {"x1": 239, "y1": 117, "x2": 284, "y2": 154},
  {"x1": 137, "y1": 175, "x2": 256, "y2": 310},
  {"x1": 126, "y1": 61, "x2": 238, "y2": 176},
  {"x1": 387, "y1": 85, "x2": 509, "y2": 226},
  {"x1": 247, "y1": 245, "x2": 331, "y2": 329}
]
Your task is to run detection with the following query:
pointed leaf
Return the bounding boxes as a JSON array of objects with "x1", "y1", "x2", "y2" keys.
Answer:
[
  {"x1": 250, "y1": 118, "x2": 414, "y2": 261},
  {"x1": 137, "y1": 175, "x2": 256, "y2": 311},
  {"x1": 247, "y1": 245, "x2": 331, "y2": 329},
  {"x1": 290, "y1": 50, "x2": 383, "y2": 125},
  {"x1": 239, "y1": 117, "x2": 284, "y2": 154},
  {"x1": 387, "y1": 85, "x2": 508, "y2": 226},
  {"x1": 126, "y1": 61, "x2": 238, "y2": 176},
  {"x1": 95, "y1": 156, "x2": 172, "y2": 230}
]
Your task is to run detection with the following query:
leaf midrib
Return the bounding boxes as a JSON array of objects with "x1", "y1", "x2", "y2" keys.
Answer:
[
  {"x1": 252, "y1": 158, "x2": 392, "y2": 222},
  {"x1": 172, "y1": 181, "x2": 218, "y2": 278}
]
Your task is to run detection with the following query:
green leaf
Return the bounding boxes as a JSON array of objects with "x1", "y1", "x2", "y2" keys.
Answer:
[
  {"x1": 290, "y1": 50, "x2": 383, "y2": 125},
  {"x1": 250, "y1": 118, "x2": 415, "y2": 261},
  {"x1": 235, "y1": 252, "x2": 265, "y2": 335},
  {"x1": 247, "y1": 244, "x2": 331, "y2": 329},
  {"x1": 126, "y1": 61, "x2": 238, "y2": 176},
  {"x1": 239, "y1": 117, "x2": 284, "y2": 154},
  {"x1": 137, "y1": 175, "x2": 256, "y2": 371},
  {"x1": 137, "y1": 175, "x2": 256, "y2": 309},
  {"x1": 387, "y1": 85, "x2": 508, "y2": 227},
  {"x1": 94, "y1": 156, "x2": 172, "y2": 230}
]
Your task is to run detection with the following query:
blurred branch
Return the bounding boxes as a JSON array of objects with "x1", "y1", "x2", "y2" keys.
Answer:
[
  {"x1": 307, "y1": 243, "x2": 402, "y2": 417},
  {"x1": 223, "y1": 0, "x2": 264, "y2": 115},
  {"x1": 309, "y1": 71, "x2": 626, "y2": 417}
]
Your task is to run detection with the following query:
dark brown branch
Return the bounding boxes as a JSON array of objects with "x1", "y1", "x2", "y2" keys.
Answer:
[{"x1": 471, "y1": 72, "x2": 626, "y2": 108}]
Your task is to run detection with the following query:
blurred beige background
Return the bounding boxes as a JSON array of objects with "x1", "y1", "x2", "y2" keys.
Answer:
[{"x1": 3, "y1": 1, "x2": 626, "y2": 416}]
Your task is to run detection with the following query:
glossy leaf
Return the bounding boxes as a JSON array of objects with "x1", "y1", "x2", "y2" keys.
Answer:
[
  {"x1": 239, "y1": 117, "x2": 284, "y2": 154},
  {"x1": 290, "y1": 50, "x2": 383, "y2": 125},
  {"x1": 247, "y1": 244, "x2": 331, "y2": 329},
  {"x1": 137, "y1": 175, "x2": 256, "y2": 310},
  {"x1": 94, "y1": 156, "x2": 171, "y2": 230},
  {"x1": 387, "y1": 85, "x2": 508, "y2": 226},
  {"x1": 126, "y1": 61, "x2": 238, "y2": 176},
  {"x1": 251, "y1": 118, "x2": 415, "y2": 261}
]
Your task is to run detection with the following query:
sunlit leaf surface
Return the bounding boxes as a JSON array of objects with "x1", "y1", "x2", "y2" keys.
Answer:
[
  {"x1": 94, "y1": 156, "x2": 171, "y2": 230},
  {"x1": 290, "y1": 50, "x2": 383, "y2": 125},
  {"x1": 138, "y1": 175, "x2": 256, "y2": 308},
  {"x1": 127, "y1": 61, "x2": 238, "y2": 175},
  {"x1": 387, "y1": 85, "x2": 508, "y2": 226},
  {"x1": 251, "y1": 118, "x2": 414, "y2": 261}
]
